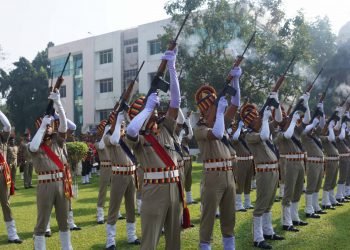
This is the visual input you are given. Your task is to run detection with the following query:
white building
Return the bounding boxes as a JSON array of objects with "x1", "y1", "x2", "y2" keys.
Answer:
[{"x1": 48, "y1": 18, "x2": 172, "y2": 132}]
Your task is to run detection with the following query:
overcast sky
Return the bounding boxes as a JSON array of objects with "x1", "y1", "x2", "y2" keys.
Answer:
[{"x1": 0, "y1": 0, "x2": 349, "y2": 70}]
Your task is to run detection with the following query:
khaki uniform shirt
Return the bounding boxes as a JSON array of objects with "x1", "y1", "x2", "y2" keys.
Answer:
[
  {"x1": 126, "y1": 116, "x2": 178, "y2": 169},
  {"x1": 7, "y1": 145, "x2": 18, "y2": 166},
  {"x1": 28, "y1": 133, "x2": 67, "y2": 173},
  {"x1": 104, "y1": 134, "x2": 133, "y2": 165}
]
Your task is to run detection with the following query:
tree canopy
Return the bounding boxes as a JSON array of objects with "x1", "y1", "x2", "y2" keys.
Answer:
[{"x1": 162, "y1": 0, "x2": 342, "y2": 114}]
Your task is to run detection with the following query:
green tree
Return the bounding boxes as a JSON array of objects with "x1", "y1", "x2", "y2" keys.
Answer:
[
  {"x1": 162, "y1": 0, "x2": 337, "y2": 111},
  {"x1": 5, "y1": 57, "x2": 49, "y2": 134}
]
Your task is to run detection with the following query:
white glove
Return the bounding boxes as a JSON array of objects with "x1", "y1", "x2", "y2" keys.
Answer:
[
  {"x1": 317, "y1": 102, "x2": 324, "y2": 113},
  {"x1": 145, "y1": 93, "x2": 160, "y2": 111},
  {"x1": 328, "y1": 120, "x2": 336, "y2": 129},
  {"x1": 263, "y1": 107, "x2": 272, "y2": 121},
  {"x1": 238, "y1": 120, "x2": 244, "y2": 128},
  {"x1": 161, "y1": 49, "x2": 177, "y2": 68},
  {"x1": 268, "y1": 92, "x2": 279, "y2": 105},
  {"x1": 230, "y1": 67, "x2": 242, "y2": 79},
  {"x1": 40, "y1": 115, "x2": 53, "y2": 129},
  {"x1": 292, "y1": 112, "x2": 301, "y2": 122},
  {"x1": 312, "y1": 117, "x2": 320, "y2": 127},
  {"x1": 48, "y1": 91, "x2": 61, "y2": 105},
  {"x1": 110, "y1": 112, "x2": 125, "y2": 145},
  {"x1": 217, "y1": 96, "x2": 228, "y2": 114},
  {"x1": 29, "y1": 115, "x2": 53, "y2": 152},
  {"x1": 300, "y1": 93, "x2": 310, "y2": 108},
  {"x1": 342, "y1": 122, "x2": 347, "y2": 129}
]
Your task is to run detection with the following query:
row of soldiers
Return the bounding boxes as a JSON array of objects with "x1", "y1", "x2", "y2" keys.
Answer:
[{"x1": 0, "y1": 45, "x2": 347, "y2": 250}]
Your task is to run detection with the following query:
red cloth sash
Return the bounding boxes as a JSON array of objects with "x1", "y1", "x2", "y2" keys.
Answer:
[
  {"x1": 40, "y1": 144, "x2": 73, "y2": 199},
  {"x1": 144, "y1": 133, "x2": 191, "y2": 228},
  {"x1": 0, "y1": 152, "x2": 14, "y2": 195}
]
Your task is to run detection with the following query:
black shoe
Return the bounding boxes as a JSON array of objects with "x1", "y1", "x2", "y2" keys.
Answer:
[
  {"x1": 237, "y1": 208, "x2": 247, "y2": 212},
  {"x1": 128, "y1": 239, "x2": 141, "y2": 245},
  {"x1": 106, "y1": 245, "x2": 116, "y2": 250},
  {"x1": 118, "y1": 216, "x2": 125, "y2": 220},
  {"x1": 253, "y1": 240, "x2": 272, "y2": 249},
  {"x1": 70, "y1": 226, "x2": 81, "y2": 231},
  {"x1": 305, "y1": 213, "x2": 321, "y2": 218},
  {"x1": 29, "y1": 185, "x2": 34, "y2": 188},
  {"x1": 45, "y1": 231, "x2": 51, "y2": 237},
  {"x1": 188, "y1": 201, "x2": 198, "y2": 205},
  {"x1": 322, "y1": 205, "x2": 336, "y2": 210},
  {"x1": 8, "y1": 238, "x2": 22, "y2": 244},
  {"x1": 315, "y1": 209, "x2": 327, "y2": 214},
  {"x1": 245, "y1": 205, "x2": 254, "y2": 209},
  {"x1": 332, "y1": 202, "x2": 343, "y2": 207},
  {"x1": 264, "y1": 234, "x2": 285, "y2": 240},
  {"x1": 274, "y1": 197, "x2": 281, "y2": 202},
  {"x1": 215, "y1": 214, "x2": 220, "y2": 218},
  {"x1": 97, "y1": 220, "x2": 105, "y2": 224},
  {"x1": 14, "y1": 187, "x2": 18, "y2": 190},
  {"x1": 24, "y1": 187, "x2": 29, "y2": 189},
  {"x1": 282, "y1": 225, "x2": 299, "y2": 232},
  {"x1": 292, "y1": 220, "x2": 308, "y2": 226}
]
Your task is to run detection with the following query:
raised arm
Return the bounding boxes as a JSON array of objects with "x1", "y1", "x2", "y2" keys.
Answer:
[
  {"x1": 110, "y1": 112, "x2": 125, "y2": 145},
  {"x1": 208, "y1": 96, "x2": 228, "y2": 140},
  {"x1": 260, "y1": 107, "x2": 272, "y2": 141},
  {"x1": 164, "y1": 49, "x2": 180, "y2": 120},
  {"x1": 126, "y1": 93, "x2": 159, "y2": 139},
  {"x1": 0, "y1": 110, "x2": 11, "y2": 132},
  {"x1": 283, "y1": 112, "x2": 300, "y2": 139},
  {"x1": 29, "y1": 116, "x2": 52, "y2": 152},
  {"x1": 225, "y1": 67, "x2": 241, "y2": 123},
  {"x1": 49, "y1": 89, "x2": 67, "y2": 137}
]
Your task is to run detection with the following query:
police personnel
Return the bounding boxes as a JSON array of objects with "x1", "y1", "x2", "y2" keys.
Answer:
[
  {"x1": 0, "y1": 110, "x2": 22, "y2": 244},
  {"x1": 29, "y1": 84, "x2": 73, "y2": 249},
  {"x1": 126, "y1": 48, "x2": 182, "y2": 250},
  {"x1": 242, "y1": 92, "x2": 284, "y2": 249},
  {"x1": 195, "y1": 65, "x2": 241, "y2": 250},
  {"x1": 104, "y1": 111, "x2": 140, "y2": 249}
]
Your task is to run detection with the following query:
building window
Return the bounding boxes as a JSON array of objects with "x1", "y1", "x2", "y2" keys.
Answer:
[
  {"x1": 99, "y1": 109, "x2": 113, "y2": 121},
  {"x1": 59, "y1": 85, "x2": 66, "y2": 98},
  {"x1": 124, "y1": 38, "x2": 138, "y2": 46},
  {"x1": 100, "y1": 78, "x2": 113, "y2": 93},
  {"x1": 126, "y1": 47, "x2": 132, "y2": 54},
  {"x1": 149, "y1": 40, "x2": 161, "y2": 55},
  {"x1": 133, "y1": 45, "x2": 138, "y2": 52},
  {"x1": 123, "y1": 69, "x2": 138, "y2": 88},
  {"x1": 50, "y1": 56, "x2": 70, "y2": 78},
  {"x1": 99, "y1": 49, "x2": 113, "y2": 64}
]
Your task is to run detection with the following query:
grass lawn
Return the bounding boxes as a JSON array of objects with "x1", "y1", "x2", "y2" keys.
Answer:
[{"x1": 1, "y1": 162, "x2": 350, "y2": 250}]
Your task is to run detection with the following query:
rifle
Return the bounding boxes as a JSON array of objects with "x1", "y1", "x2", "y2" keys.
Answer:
[
  {"x1": 289, "y1": 67, "x2": 324, "y2": 117},
  {"x1": 45, "y1": 53, "x2": 71, "y2": 116},
  {"x1": 225, "y1": 31, "x2": 256, "y2": 84},
  {"x1": 112, "y1": 61, "x2": 145, "y2": 115},
  {"x1": 259, "y1": 55, "x2": 296, "y2": 116},
  {"x1": 215, "y1": 33, "x2": 256, "y2": 106},
  {"x1": 310, "y1": 78, "x2": 332, "y2": 122},
  {"x1": 146, "y1": 12, "x2": 190, "y2": 97},
  {"x1": 287, "y1": 96, "x2": 297, "y2": 115}
]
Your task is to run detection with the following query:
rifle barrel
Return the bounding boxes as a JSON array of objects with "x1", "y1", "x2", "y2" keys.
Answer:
[
  {"x1": 59, "y1": 52, "x2": 71, "y2": 78},
  {"x1": 174, "y1": 13, "x2": 191, "y2": 42},
  {"x1": 241, "y1": 31, "x2": 256, "y2": 58}
]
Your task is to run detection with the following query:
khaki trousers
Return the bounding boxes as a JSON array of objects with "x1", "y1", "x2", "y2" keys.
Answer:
[
  {"x1": 141, "y1": 182, "x2": 181, "y2": 250},
  {"x1": 184, "y1": 160, "x2": 193, "y2": 192},
  {"x1": 97, "y1": 166, "x2": 112, "y2": 208},
  {"x1": 200, "y1": 171, "x2": 236, "y2": 243},
  {"x1": 34, "y1": 181, "x2": 69, "y2": 235},
  {"x1": 323, "y1": 160, "x2": 339, "y2": 191},
  {"x1": 234, "y1": 160, "x2": 254, "y2": 194},
  {"x1": 282, "y1": 161, "x2": 305, "y2": 206},
  {"x1": 253, "y1": 171, "x2": 278, "y2": 217},
  {"x1": 107, "y1": 174, "x2": 136, "y2": 225},
  {"x1": 24, "y1": 162, "x2": 33, "y2": 188},
  {"x1": 305, "y1": 162, "x2": 324, "y2": 194},
  {"x1": 0, "y1": 174, "x2": 13, "y2": 222},
  {"x1": 337, "y1": 157, "x2": 349, "y2": 184}
]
